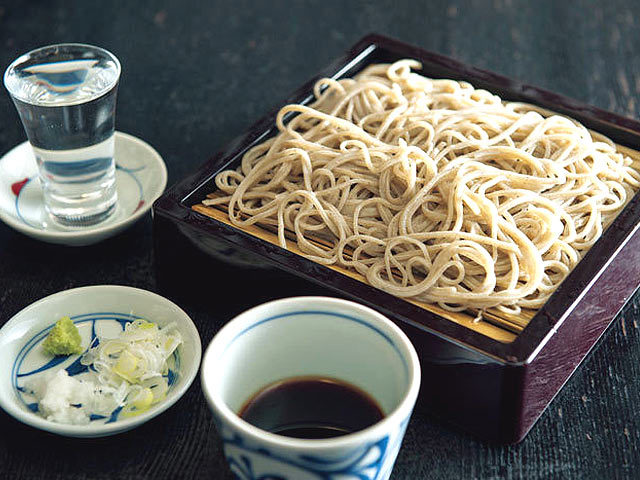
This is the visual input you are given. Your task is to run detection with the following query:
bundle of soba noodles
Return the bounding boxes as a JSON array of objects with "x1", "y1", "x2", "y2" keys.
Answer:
[{"x1": 203, "y1": 60, "x2": 640, "y2": 315}]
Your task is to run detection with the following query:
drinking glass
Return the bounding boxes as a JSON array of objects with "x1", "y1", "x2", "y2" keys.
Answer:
[{"x1": 4, "y1": 43, "x2": 121, "y2": 226}]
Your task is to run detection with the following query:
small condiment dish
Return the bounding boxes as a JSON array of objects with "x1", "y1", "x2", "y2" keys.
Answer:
[{"x1": 0, "y1": 285, "x2": 201, "y2": 437}]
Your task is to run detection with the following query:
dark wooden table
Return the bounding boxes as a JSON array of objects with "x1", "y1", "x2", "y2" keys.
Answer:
[{"x1": 1, "y1": 1, "x2": 639, "y2": 478}]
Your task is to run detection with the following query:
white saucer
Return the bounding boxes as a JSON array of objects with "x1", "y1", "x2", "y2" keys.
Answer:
[
  {"x1": 0, "y1": 132, "x2": 168, "y2": 246},
  {"x1": 0, "y1": 285, "x2": 202, "y2": 438}
]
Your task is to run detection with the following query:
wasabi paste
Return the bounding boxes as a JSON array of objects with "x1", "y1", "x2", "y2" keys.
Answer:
[{"x1": 42, "y1": 316, "x2": 83, "y2": 356}]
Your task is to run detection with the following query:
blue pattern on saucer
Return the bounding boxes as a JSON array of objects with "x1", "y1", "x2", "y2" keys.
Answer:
[{"x1": 13, "y1": 162, "x2": 145, "y2": 230}]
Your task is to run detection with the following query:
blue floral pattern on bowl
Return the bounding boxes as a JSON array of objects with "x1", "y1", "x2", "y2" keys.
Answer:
[
  {"x1": 215, "y1": 416, "x2": 410, "y2": 480},
  {"x1": 201, "y1": 297, "x2": 421, "y2": 480}
]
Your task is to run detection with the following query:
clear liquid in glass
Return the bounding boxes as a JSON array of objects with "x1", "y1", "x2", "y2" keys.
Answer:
[{"x1": 4, "y1": 44, "x2": 120, "y2": 226}]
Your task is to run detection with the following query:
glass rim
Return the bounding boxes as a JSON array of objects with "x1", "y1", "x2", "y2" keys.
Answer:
[{"x1": 3, "y1": 43, "x2": 121, "y2": 106}]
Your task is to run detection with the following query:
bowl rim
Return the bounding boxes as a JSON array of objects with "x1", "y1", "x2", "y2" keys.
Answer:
[
  {"x1": 200, "y1": 296, "x2": 421, "y2": 451},
  {"x1": 0, "y1": 284, "x2": 202, "y2": 437}
]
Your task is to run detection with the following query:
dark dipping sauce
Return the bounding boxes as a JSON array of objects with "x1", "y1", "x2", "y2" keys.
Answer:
[{"x1": 238, "y1": 376, "x2": 385, "y2": 439}]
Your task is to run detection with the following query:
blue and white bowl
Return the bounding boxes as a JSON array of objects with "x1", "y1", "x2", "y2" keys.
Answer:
[
  {"x1": 0, "y1": 285, "x2": 201, "y2": 437},
  {"x1": 201, "y1": 297, "x2": 421, "y2": 480}
]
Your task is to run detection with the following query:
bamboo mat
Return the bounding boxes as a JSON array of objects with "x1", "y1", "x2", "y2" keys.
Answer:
[
  {"x1": 193, "y1": 202, "x2": 524, "y2": 343},
  {"x1": 192, "y1": 142, "x2": 640, "y2": 345}
]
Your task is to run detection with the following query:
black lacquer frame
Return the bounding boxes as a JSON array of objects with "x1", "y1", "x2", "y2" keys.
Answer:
[{"x1": 153, "y1": 34, "x2": 640, "y2": 442}]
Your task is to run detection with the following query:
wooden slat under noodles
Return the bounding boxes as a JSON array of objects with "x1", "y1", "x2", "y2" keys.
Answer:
[
  {"x1": 199, "y1": 193, "x2": 531, "y2": 333},
  {"x1": 192, "y1": 137, "x2": 640, "y2": 342},
  {"x1": 614, "y1": 143, "x2": 640, "y2": 167},
  {"x1": 193, "y1": 202, "x2": 519, "y2": 343}
]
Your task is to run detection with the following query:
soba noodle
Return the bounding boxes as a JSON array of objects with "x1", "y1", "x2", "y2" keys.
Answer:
[{"x1": 203, "y1": 60, "x2": 640, "y2": 315}]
